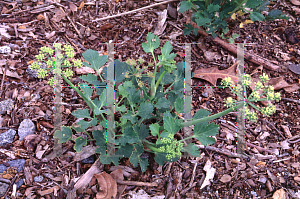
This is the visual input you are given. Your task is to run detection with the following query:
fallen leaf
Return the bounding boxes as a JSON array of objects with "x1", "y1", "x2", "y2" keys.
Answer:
[
  {"x1": 154, "y1": 9, "x2": 167, "y2": 35},
  {"x1": 100, "y1": 23, "x2": 114, "y2": 30},
  {"x1": 290, "y1": 0, "x2": 300, "y2": 5},
  {"x1": 94, "y1": 172, "x2": 117, "y2": 199},
  {"x1": 76, "y1": 66, "x2": 95, "y2": 75},
  {"x1": 220, "y1": 174, "x2": 232, "y2": 183},
  {"x1": 200, "y1": 159, "x2": 216, "y2": 189},
  {"x1": 51, "y1": 8, "x2": 66, "y2": 22},
  {"x1": 110, "y1": 169, "x2": 127, "y2": 199},
  {"x1": 37, "y1": 14, "x2": 45, "y2": 21},
  {"x1": 45, "y1": 31, "x2": 56, "y2": 39},
  {"x1": 193, "y1": 63, "x2": 238, "y2": 86},
  {"x1": 293, "y1": 7, "x2": 300, "y2": 14},
  {"x1": 268, "y1": 77, "x2": 299, "y2": 92},
  {"x1": 69, "y1": 2, "x2": 77, "y2": 14},
  {"x1": 272, "y1": 189, "x2": 286, "y2": 199},
  {"x1": 281, "y1": 125, "x2": 292, "y2": 138},
  {"x1": 176, "y1": 51, "x2": 185, "y2": 57},
  {"x1": 78, "y1": 1, "x2": 85, "y2": 10}
]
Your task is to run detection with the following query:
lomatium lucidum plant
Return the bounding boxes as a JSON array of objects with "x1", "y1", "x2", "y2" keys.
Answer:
[
  {"x1": 31, "y1": 34, "x2": 281, "y2": 172},
  {"x1": 221, "y1": 73, "x2": 281, "y2": 122}
]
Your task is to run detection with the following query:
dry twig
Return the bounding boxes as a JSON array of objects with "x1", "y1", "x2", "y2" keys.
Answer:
[{"x1": 92, "y1": 0, "x2": 176, "y2": 22}]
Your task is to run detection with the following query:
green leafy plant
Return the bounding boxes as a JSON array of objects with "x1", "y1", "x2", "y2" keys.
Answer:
[
  {"x1": 179, "y1": 0, "x2": 288, "y2": 39},
  {"x1": 31, "y1": 33, "x2": 280, "y2": 172}
]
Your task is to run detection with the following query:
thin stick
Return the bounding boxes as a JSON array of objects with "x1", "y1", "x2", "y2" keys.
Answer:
[
  {"x1": 92, "y1": 0, "x2": 176, "y2": 22},
  {"x1": 115, "y1": 179, "x2": 158, "y2": 187},
  {"x1": 0, "y1": 63, "x2": 8, "y2": 97},
  {"x1": 66, "y1": 15, "x2": 83, "y2": 39},
  {"x1": 196, "y1": 144, "x2": 249, "y2": 159},
  {"x1": 258, "y1": 118, "x2": 285, "y2": 139},
  {"x1": 281, "y1": 97, "x2": 300, "y2": 104}
]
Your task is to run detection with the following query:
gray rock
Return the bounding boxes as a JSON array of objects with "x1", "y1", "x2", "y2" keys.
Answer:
[
  {"x1": 0, "y1": 99, "x2": 14, "y2": 114},
  {"x1": 26, "y1": 62, "x2": 47, "y2": 78},
  {"x1": 82, "y1": 155, "x2": 95, "y2": 164},
  {"x1": 0, "y1": 159, "x2": 26, "y2": 173},
  {"x1": 34, "y1": 175, "x2": 43, "y2": 182},
  {"x1": 0, "y1": 182, "x2": 9, "y2": 197},
  {"x1": 15, "y1": 179, "x2": 24, "y2": 189},
  {"x1": 18, "y1": 119, "x2": 35, "y2": 141},
  {"x1": 0, "y1": 129, "x2": 16, "y2": 146},
  {"x1": 202, "y1": 92, "x2": 209, "y2": 98}
]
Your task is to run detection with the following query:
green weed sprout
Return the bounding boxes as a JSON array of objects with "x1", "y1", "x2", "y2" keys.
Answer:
[{"x1": 221, "y1": 73, "x2": 281, "y2": 122}]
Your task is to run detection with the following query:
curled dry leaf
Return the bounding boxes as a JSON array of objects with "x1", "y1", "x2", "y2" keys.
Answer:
[
  {"x1": 94, "y1": 172, "x2": 117, "y2": 199},
  {"x1": 272, "y1": 189, "x2": 286, "y2": 199},
  {"x1": 200, "y1": 159, "x2": 216, "y2": 189},
  {"x1": 290, "y1": 0, "x2": 300, "y2": 5}
]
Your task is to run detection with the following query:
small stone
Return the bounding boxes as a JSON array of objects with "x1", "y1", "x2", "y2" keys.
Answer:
[
  {"x1": 82, "y1": 155, "x2": 95, "y2": 164},
  {"x1": 0, "y1": 129, "x2": 16, "y2": 146},
  {"x1": 15, "y1": 179, "x2": 24, "y2": 189},
  {"x1": 202, "y1": 92, "x2": 209, "y2": 98},
  {"x1": 0, "y1": 182, "x2": 9, "y2": 197},
  {"x1": 0, "y1": 99, "x2": 14, "y2": 114},
  {"x1": 18, "y1": 119, "x2": 36, "y2": 141},
  {"x1": 26, "y1": 62, "x2": 47, "y2": 78},
  {"x1": 34, "y1": 175, "x2": 44, "y2": 182}
]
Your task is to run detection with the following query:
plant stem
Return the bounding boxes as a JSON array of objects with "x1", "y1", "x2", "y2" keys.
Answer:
[
  {"x1": 155, "y1": 70, "x2": 166, "y2": 90},
  {"x1": 61, "y1": 74, "x2": 106, "y2": 120},
  {"x1": 180, "y1": 102, "x2": 244, "y2": 127},
  {"x1": 150, "y1": 52, "x2": 158, "y2": 99},
  {"x1": 143, "y1": 140, "x2": 160, "y2": 153}
]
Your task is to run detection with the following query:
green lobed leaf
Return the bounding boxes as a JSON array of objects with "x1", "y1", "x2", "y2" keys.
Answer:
[
  {"x1": 193, "y1": 122, "x2": 219, "y2": 146},
  {"x1": 79, "y1": 84, "x2": 93, "y2": 99},
  {"x1": 149, "y1": 123, "x2": 160, "y2": 136},
  {"x1": 82, "y1": 49, "x2": 107, "y2": 71},
  {"x1": 123, "y1": 111, "x2": 137, "y2": 124},
  {"x1": 54, "y1": 126, "x2": 72, "y2": 143},
  {"x1": 183, "y1": 143, "x2": 200, "y2": 157},
  {"x1": 207, "y1": 4, "x2": 220, "y2": 13},
  {"x1": 77, "y1": 118, "x2": 98, "y2": 130},
  {"x1": 134, "y1": 124, "x2": 149, "y2": 140},
  {"x1": 183, "y1": 24, "x2": 194, "y2": 36},
  {"x1": 71, "y1": 109, "x2": 92, "y2": 119},
  {"x1": 154, "y1": 152, "x2": 179, "y2": 166},
  {"x1": 126, "y1": 87, "x2": 141, "y2": 105},
  {"x1": 142, "y1": 32, "x2": 160, "y2": 53},
  {"x1": 245, "y1": 0, "x2": 264, "y2": 9},
  {"x1": 116, "y1": 143, "x2": 133, "y2": 158},
  {"x1": 195, "y1": 18, "x2": 211, "y2": 26},
  {"x1": 155, "y1": 98, "x2": 171, "y2": 109},
  {"x1": 179, "y1": 1, "x2": 194, "y2": 13},
  {"x1": 92, "y1": 129, "x2": 106, "y2": 146},
  {"x1": 119, "y1": 126, "x2": 139, "y2": 146},
  {"x1": 137, "y1": 102, "x2": 153, "y2": 119},
  {"x1": 74, "y1": 137, "x2": 87, "y2": 152},
  {"x1": 134, "y1": 142, "x2": 144, "y2": 155},
  {"x1": 175, "y1": 97, "x2": 184, "y2": 114},
  {"x1": 163, "y1": 112, "x2": 181, "y2": 135},
  {"x1": 95, "y1": 146, "x2": 106, "y2": 154},
  {"x1": 100, "y1": 155, "x2": 119, "y2": 166},
  {"x1": 249, "y1": 12, "x2": 265, "y2": 21}
]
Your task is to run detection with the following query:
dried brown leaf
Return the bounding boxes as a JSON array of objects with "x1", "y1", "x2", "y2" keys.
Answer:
[
  {"x1": 290, "y1": 0, "x2": 300, "y2": 5},
  {"x1": 94, "y1": 172, "x2": 117, "y2": 199},
  {"x1": 69, "y1": 2, "x2": 78, "y2": 14}
]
